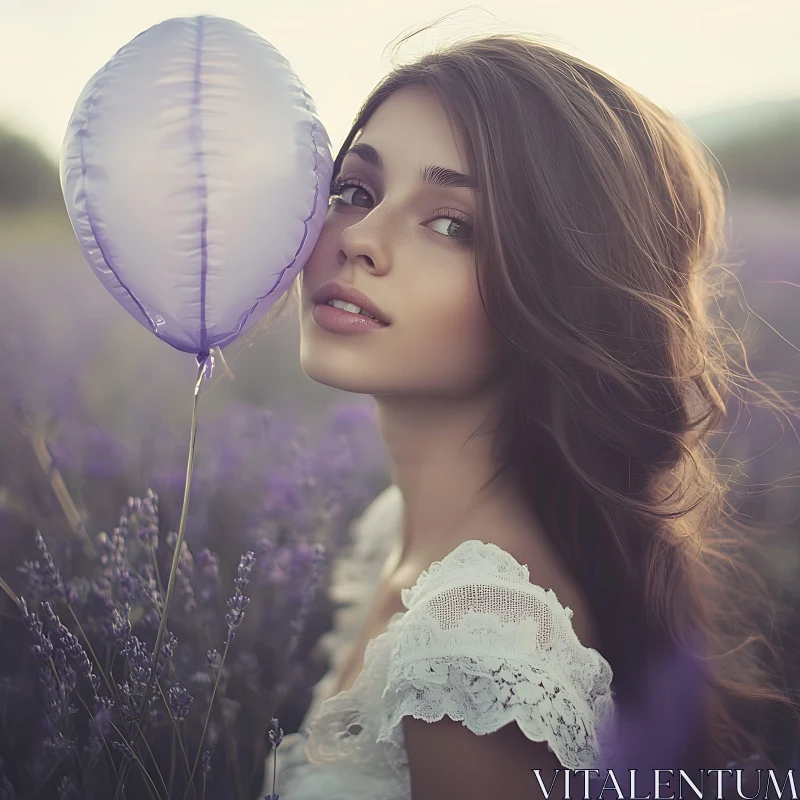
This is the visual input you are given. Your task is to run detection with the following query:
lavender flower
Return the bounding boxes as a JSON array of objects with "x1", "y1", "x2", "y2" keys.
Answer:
[
  {"x1": 52, "y1": 648, "x2": 77, "y2": 702},
  {"x1": 268, "y1": 717, "x2": 284, "y2": 749},
  {"x1": 129, "y1": 490, "x2": 160, "y2": 550},
  {"x1": 234, "y1": 551, "x2": 255, "y2": 594},
  {"x1": 117, "y1": 634, "x2": 155, "y2": 723},
  {"x1": 40, "y1": 602, "x2": 98, "y2": 696},
  {"x1": 225, "y1": 551, "x2": 255, "y2": 642},
  {"x1": 0, "y1": 400, "x2": 379, "y2": 798},
  {"x1": 86, "y1": 696, "x2": 114, "y2": 759},
  {"x1": 20, "y1": 598, "x2": 53, "y2": 663},
  {"x1": 41, "y1": 734, "x2": 75, "y2": 767},
  {"x1": 166, "y1": 684, "x2": 193, "y2": 721},
  {"x1": 111, "y1": 607, "x2": 131, "y2": 646},
  {"x1": 18, "y1": 532, "x2": 67, "y2": 600},
  {"x1": 39, "y1": 665, "x2": 68, "y2": 736},
  {"x1": 148, "y1": 626, "x2": 178, "y2": 680},
  {"x1": 109, "y1": 740, "x2": 135, "y2": 761},
  {"x1": 95, "y1": 527, "x2": 125, "y2": 577},
  {"x1": 206, "y1": 649, "x2": 221, "y2": 670},
  {"x1": 225, "y1": 594, "x2": 250, "y2": 635},
  {"x1": 160, "y1": 631, "x2": 178, "y2": 662},
  {"x1": 19, "y1": 597, "x2": 82, "y2": 744}
]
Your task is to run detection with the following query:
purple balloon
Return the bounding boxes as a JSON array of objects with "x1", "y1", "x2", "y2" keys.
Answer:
[{"x1": 59, "y1": 15, "x2": 333, "y2": 355}]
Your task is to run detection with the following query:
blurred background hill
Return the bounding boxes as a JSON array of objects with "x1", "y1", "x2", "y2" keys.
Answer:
[
  {"x1": 3, "y1": 95, "x2": 800, "y2": 203},
  {"x1": 684, "y1": 97, "x2": 800, "y2": 199}
]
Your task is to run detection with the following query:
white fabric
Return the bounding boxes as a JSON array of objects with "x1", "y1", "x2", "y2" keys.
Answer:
[{"x1": 264, "y1": 484, "x2": 617, "y2": 799}]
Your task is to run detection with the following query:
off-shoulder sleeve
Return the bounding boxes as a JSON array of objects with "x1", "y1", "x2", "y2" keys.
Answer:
[{"x1": 375, "y1": 539, "x2": 616, "y2": 770}]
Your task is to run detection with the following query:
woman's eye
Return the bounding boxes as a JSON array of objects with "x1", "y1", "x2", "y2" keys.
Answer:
[
  {"x1": 329, "y1": 179, "x2": 373, "y2": 208},
  {"x1": 427, "y1": 215, "x2": 473, "y2": 246},
  {"x1": 329, "y1": 179, "x2": 473, "y2": 247}
]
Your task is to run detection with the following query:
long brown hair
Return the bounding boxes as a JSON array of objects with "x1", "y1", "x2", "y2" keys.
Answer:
[{"x1": 315, "y1": 24, "x2": 800, "y2": 768}]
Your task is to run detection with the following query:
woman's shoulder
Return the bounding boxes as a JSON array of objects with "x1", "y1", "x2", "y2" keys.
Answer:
[
  {"x1": 400, "y1": 536, "x2": 600, "y2": 651},
  {"x1": 379, "y1": 537, "x2": 617, "y2": 770},
  {"x1": 349, "y1": 485, "x2": 602, "y2": 669}
]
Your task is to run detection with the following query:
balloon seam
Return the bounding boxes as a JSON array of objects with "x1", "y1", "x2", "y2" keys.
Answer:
[{"x1": 192, "y1": 15, "x2": 210, "y2": 354}]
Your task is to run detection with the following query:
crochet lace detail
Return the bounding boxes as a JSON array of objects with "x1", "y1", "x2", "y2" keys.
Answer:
[
  {"x1": 305, "y1": 538, "x2": 616, "y2": 778},
  {"x1": 376, "y1": 540, "x2": 616, "y2": 770}
]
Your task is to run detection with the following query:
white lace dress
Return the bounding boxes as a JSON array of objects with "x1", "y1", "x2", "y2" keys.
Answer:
[{"x1": 263, "y1": 485, "x2": 618, "y2": 799}]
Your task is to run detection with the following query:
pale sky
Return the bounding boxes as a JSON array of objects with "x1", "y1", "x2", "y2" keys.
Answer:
[{"x1": 2, "y1": 0, "x2": 798, "y2": 162}]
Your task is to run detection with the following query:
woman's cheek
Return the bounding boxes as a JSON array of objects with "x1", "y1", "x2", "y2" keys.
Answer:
[{"x1": 419, "y1": 287, "x2": 497, "y2": 380}]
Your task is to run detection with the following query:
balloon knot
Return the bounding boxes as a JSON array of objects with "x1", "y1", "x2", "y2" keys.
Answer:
[{"x1": 196, "y1": 351, "x2": 214, "y2": 380}]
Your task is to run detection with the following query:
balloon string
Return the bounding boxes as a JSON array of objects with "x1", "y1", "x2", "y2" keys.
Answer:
[{"x1": 114, "y1": 352, "x2": 213, "y2": 799}]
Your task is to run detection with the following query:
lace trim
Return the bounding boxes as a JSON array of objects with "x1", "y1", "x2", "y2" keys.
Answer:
[
  {"x1": 303, "y1": 536, "x2": 616, "y2": 780},
  {"x1": 377, "y1": 620, "x2": 615, "y2": 770},
  {"x1": 400, "y1": 539, "x2": 574, "y2": 619},
  {"x1": 380, "y1": 540, "x2": 616, "y2": 771}
]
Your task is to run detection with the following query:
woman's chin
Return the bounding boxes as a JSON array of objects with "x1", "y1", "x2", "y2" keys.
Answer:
[{"x1": 299, "y1": 360, "x2": 378, "y2": 395}]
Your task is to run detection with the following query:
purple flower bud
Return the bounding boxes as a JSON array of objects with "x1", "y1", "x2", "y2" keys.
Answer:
[
  {"x1": 224, "y1": 552, "x2": 256, "y2": 636},
  {"x1": 206, "y1": 649, "x2": 221, "y2": 670},
  {"x1": 19, "y1": 533, "x2": 67, "y2": 600},
  {"x1": 160, "y1": 632, "x2": 178, "y2": 661},
  {"x1": 42, "y1": 734, "x2": 75, "y2": 765},
  {"x1": 86, "y1": 695, "x2": 113, "y2": 758},
  {"x1": 268, "y1": 717, "x2": 284, "y2": 749},
  {"x1": 33, "y1": 634, "x2": 54, "y2": 662},
  {"x1": 167, "y1": 685, "x2": 193, "y2": 721},
  {"x1": 111, "y1": 608, "x2": 131, "y2": 645},
  {"x1": 110, "y1": 740, "x2": 135, "y2": 761}
]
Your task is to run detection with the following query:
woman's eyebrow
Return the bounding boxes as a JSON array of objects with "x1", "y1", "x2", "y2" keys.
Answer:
[{"x1": 341, "y1": 142, "x2": 476, "y2": 190}]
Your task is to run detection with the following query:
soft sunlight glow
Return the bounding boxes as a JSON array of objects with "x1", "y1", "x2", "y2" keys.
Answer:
[{"x1": 1, "y1": 0, "x2": 798, "y2": 160}]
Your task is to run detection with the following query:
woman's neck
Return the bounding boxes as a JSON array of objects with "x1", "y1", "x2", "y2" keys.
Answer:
[{"x1": 372, "y1": 388, "x2": 541, "y2": 573}]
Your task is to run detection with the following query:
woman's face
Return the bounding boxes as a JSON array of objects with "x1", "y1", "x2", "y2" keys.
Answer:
[{"x1": 298, "y1": 86, "x2": 504, "y2": 398}]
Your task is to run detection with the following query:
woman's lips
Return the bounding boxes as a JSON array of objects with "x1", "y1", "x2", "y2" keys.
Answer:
[{"x1": 312, "y1": 303, "x2": 391, "y2": 334}]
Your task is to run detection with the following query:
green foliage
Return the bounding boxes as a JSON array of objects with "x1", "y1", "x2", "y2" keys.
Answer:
[
  {"x1": 0, "y1": 123, "x2": 64, "y2": 210},
  {"x1": 707, "y1": 117, "x2": 800, "y2": 199}
]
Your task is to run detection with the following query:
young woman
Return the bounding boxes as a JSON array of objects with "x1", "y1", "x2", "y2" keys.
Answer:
[{"x1": 262, "y1": 27, "x2": 800, "y2": 800}]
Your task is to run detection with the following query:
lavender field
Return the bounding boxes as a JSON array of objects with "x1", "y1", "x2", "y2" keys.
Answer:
[{"x1": 0, "y1": 105, "x2": 798, "y2": 795}]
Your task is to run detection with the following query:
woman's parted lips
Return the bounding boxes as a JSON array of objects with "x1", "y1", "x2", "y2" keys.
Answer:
[{"x1": 311, "y1": 280, "x2": 391, "y2": 324}]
